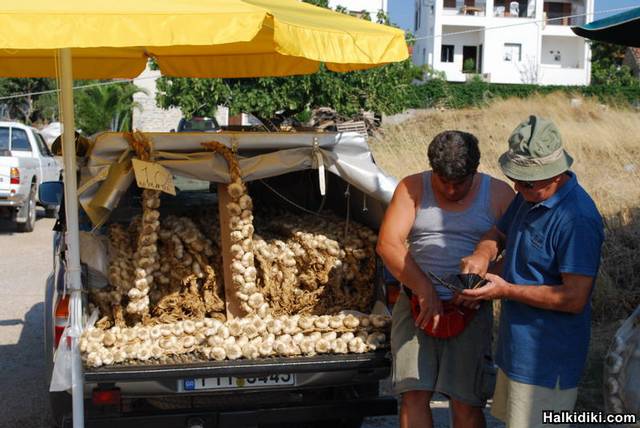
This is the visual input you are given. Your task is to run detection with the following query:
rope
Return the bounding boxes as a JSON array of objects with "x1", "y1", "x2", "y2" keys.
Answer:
[{"x1": 259, "y1": 179, "x2": 327, "y2": 217}]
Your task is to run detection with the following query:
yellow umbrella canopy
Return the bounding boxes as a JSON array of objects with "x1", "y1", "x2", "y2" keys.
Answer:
[{"x1": 0, "y1": 0, "x2": 408, "y2": 78}]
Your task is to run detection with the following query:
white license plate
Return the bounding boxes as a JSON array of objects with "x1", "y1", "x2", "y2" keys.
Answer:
[{"x1": 180, "y1": 374, "x2": 295, "y2": 391}]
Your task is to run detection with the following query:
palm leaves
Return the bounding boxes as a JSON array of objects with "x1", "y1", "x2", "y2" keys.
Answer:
[{"x1": 75, "y1": 82, "x2": 147, "y2": 135}]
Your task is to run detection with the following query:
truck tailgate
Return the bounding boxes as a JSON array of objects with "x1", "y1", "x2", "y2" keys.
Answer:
[{"x1": 0, "y1": 165, "x2": 11, "y2": 193}]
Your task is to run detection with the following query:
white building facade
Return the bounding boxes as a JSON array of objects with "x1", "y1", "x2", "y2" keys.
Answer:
[
  {"x1": 132, "y1": 65, "x2": 229, "y2": 132},
  {"x1": 413, "y1": 0, "x2": 593, "y2": 85},
  {"x1": 328, "y1": 0, "x2": 388, "y2": 19}
]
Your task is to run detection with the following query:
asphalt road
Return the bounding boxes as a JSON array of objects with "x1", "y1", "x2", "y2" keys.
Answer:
[
  {"x1": 0, "y1": 210, "x2": 502, "y2": 428},
  {"x1": 0, "y1": 210, "x2": 55, "y2": 428}
]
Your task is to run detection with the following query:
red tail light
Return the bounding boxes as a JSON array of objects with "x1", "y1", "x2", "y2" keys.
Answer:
[
  {"x1": 54, "y1": 294, "x2": 70, "y2": 349},
  {"x1": 10, "y1": 167, "x2": 19, "y2": 184},
  {"x1": 92, "y1": 388, "x2": 121, "y2": 406},
  {"x1": 386, "y1": 283, "x2": 400, "y2": 308}
]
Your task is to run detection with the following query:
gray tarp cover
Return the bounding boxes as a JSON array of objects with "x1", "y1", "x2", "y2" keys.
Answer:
[{"x1": 79, "y1": 131, "x2": 397, "y2": 227}]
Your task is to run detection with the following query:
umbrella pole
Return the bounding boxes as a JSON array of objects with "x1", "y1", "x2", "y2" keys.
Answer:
[{"x1": 59, "y1": 48, "x2": 85, "y2": 428}]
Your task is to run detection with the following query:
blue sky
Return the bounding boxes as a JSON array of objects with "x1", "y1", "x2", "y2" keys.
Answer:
[{"x1": 388, "y1": 0, "x2": 640, "y2": 31}]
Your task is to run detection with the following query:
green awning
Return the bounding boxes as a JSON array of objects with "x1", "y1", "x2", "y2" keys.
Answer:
[{"x1": 572, "y1": 7, "x2": 640, "y2": 47}]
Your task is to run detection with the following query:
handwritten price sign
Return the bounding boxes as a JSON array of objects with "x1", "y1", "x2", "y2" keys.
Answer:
[{"x1": 132, "y1": 159, "x2": 176, "y2": 196}]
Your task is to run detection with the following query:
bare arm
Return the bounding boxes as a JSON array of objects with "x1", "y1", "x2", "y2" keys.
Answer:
[
  {"x1": 460, "y1": 226, "x2": 506, "y2": 276},
  {"x1": 489, "y1": 177, "x2": 516, "y2": 220},
  {"x1": 461, "y1": 272, "x2": 594, "y2": 314},
  {"x1": 377, "y1": 175, "x2": 429, "y2": 293},
  {"x1": 376, "y1": 174, "x2": 442, "y2": 328}
]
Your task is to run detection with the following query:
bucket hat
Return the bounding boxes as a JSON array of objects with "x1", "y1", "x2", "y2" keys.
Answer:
[{"x1": 499, "y1": 115, "x2": 573, "y2": 181}]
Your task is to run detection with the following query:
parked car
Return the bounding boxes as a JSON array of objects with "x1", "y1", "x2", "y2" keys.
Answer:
[
  {"x1": 0, "y1": 121, "x2": 61, "y2": 232},
  {"x1": 176, "y1": 116, "x2": 221, "y2": 133}
]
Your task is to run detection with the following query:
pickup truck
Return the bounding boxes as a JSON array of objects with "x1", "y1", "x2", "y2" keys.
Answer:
[
  {"x1": 0, "y1": 121, "x2": 61, "y2": 232},
  {"x1": 43, "y1": 131, "x2": 398, "y2": 428}
]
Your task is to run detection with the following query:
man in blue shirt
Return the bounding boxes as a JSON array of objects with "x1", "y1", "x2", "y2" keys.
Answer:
[{"x1": 460, "y1": 115, "x2": 604, "y2": 427}]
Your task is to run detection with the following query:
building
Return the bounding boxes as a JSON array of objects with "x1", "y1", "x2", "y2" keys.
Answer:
[
  {"x1": 413, "y1": 0, "x2": 593, "y2": 85},
  {"x1": 328, "y1": 0, "x2": 388, "y2": 20},
  {"x1": 132, "y1": 65, "x2": 229, "y2": 132}
]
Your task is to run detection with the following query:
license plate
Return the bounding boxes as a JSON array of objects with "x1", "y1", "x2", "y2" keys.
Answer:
[{"x1": 180, "y1": 374, "x2": 295, "y2": 391}]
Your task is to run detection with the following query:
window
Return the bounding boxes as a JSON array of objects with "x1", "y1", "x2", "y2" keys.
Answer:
[
  {"x1": 414, "y1": 0, "x2": 422, "y2": 30},
  {"x1": 504, "y1": 43, "x2": 522, "y2": 62},
  {"x1": 441, "y1": 45, "x2": 454, "y2": 63},
  {"x1": 0, "y1": 128, "x2": 9, "y2": 152},
  {"x1": 444, "y1": 0, "x2": 456, "y2": 8},
  {"x1": 34, "y1": 132, "x2": 53, "y2": 157},
  {"x1": 11, "y1": 128, "x2": 31, "y2": 152}
]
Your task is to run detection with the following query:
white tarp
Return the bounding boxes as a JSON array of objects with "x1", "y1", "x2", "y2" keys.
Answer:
[{"x1": 79, "y1": 131, "x2": 397, "y2": 228}]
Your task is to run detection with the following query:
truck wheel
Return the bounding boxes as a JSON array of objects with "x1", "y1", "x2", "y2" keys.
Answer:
[
  {"x1": 16, "y1": 185, "x2": 36, "y2": 233},
  {"x1": 45, "y1": 205, "x2": 59, "y2": 218},
  {"x1": 49, "y1": 391, "x2": 72, "y2": 428}
]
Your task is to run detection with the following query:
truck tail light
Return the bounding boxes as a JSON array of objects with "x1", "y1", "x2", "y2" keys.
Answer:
[
  {"x1": 54, "y1": 294, "x2": 70, "y2": 349},
  {"x1": 10, "y1": 167, "x2": 19, "y2": 184},
  {"x1": 92, "y1": 387, "x2": 121, "y2": 406}
]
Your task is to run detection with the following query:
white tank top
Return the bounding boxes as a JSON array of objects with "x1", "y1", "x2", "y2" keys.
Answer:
[{"x1": 408, "y1": 172, "x2": 495, "y2": 300}]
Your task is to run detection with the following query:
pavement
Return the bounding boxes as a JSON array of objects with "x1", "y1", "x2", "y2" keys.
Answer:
[{"x1": 0, "y1": 210, "x2": 55, "y2": 428}]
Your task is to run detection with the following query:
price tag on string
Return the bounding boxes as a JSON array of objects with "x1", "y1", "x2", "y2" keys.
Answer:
[{"x1": 132, "y1": 159, "x2": 176, "y2": 195}]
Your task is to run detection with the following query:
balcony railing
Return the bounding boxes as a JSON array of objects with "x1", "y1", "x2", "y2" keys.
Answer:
[
  {"x1": 443, "y1": 0, "x2": 487, "y2": 16},
  {"x1": 543, "y1": 1, "x2": 587, "y2": 26},
  {"x1": 492, "y1": 1, "x2": 535, "y2": 18},
  {"x1": 544, "y1": 12, "x2": 586, "y2": 26}
]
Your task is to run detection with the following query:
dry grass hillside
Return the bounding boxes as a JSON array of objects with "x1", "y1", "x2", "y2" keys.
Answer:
[{"x1": 370, "y1": 93, "x2": 640, "y2": 411}]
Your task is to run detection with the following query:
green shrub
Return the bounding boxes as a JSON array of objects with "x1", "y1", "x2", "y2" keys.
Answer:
[{"x1": 407, "y1": 80, "x2": 640, "y2": 110}]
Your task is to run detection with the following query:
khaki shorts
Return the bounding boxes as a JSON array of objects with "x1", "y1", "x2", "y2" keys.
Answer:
[
  {"x1": 491, "y1": 369, "x2": 578, "y2": 428},
  {"x1": 391, "y1": 292, "x2": 495, "y2": 406}
]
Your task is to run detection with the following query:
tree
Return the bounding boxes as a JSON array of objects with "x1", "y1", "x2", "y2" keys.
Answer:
[
  {"x1": 0, "y1": 78, "x2": 57, "y2": 125},
  {"x1": 590, "y1": 41, "x2": 637, "y2": 86},
  {"x1": 303, "y1": 0, "x2": 328, "y2": 7},
  {"x1": 155, "y1": 3, "x2": 421, "y2": 124},
  {"x1": 75, "y1": 82, "x2": 147, "y2": 135}
]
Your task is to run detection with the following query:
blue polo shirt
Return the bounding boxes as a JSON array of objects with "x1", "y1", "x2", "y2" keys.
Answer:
[{"x1": 495, "y1": 172, "x2": 604, "y2": 389}]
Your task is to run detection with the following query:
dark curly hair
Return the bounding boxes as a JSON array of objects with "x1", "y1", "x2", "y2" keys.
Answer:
[{"x1": 427, "y1": 131, "x2": 480, "y2": 180}]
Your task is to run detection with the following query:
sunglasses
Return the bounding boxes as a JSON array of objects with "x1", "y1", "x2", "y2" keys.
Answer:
[{"x1": 506, "y1": 176, "x2": 536, "y2": 189}]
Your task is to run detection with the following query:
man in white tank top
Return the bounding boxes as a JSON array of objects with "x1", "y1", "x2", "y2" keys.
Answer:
[{"x1": 377, "y1": 131, "x2": 514, "y2": 428}]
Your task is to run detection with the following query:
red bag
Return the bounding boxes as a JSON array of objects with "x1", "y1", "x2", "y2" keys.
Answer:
[{"x1": 409, "y1": 296, "x2": 476, "y2": 339}]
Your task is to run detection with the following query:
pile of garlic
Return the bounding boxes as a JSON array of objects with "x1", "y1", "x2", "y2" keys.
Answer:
[
  {"x1": 152, "y1": 215, "x2": 225, "y2": 323},
  {"x1": 252, "y1": 211, "x2": 378, "y2": 315},
  {"x1": 81, "y1": 313, "x2": 390, "y2": 367}
]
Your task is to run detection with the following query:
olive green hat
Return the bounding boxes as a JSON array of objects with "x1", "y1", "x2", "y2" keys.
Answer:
[{"x1": 499, "y1": 115, "x2": 573, "y2": 181}]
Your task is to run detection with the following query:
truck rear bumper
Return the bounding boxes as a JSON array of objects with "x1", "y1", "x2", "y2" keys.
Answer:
[
  {"x1": 58, "y1": 352, "x2": 395, "y2": 427},
  {"x1": 0, "y1": 194, "x2": 24, "y2": 207},
  {"x1": 66, "y1": 396, "x2": 397, "y2": 428}
]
